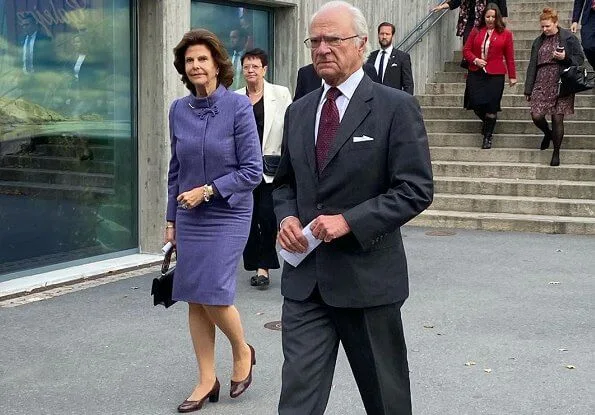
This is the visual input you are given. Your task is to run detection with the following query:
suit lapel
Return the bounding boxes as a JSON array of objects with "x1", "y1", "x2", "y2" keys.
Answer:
[
  {"x1": 320, "y1": 77, "x2": 373, "y2": 172},
  {"x1": 303, "y1": 87, "x2": 323, "y2": 180},
  {"x1": 262, "y1": 81, "x2": 274, "y2": 151}
]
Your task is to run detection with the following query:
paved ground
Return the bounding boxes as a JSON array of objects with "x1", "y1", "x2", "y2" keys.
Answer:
[{"x1": 1, "y1": 227, "x2": 594, "y2": 415}]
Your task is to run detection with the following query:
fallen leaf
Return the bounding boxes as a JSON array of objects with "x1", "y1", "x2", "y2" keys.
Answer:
[
  {"x1": 548, "y1": 281, "x2": 561, "y2": 285},
  {"x1": 566, "y1": 365, "x2": 576, "y2": 370},
  {"x1": 556, "y1": 249, "x2": 563, "y2": 252},
  {"x1": 484, "y1": 368, "x2": 492, "y2": 373},
  {"x1": 559, "y1": 348, "x2": 568, "y2": 352},
  {"x1": 423, "y1": 324, "x2": 434, "y2": 329},
  {"x1": 464, "y1": 361, "x2": 476, "y2": 366},
  {"x1": 256, "y1": 312, "x2": 264, "y2": 316},
  {"x1": 131, "y1": 286, "x2": 139, "y2": 290}
]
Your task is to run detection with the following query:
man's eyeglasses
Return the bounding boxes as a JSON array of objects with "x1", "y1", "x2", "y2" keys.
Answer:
[
  {"x1": 242, "y1": 64, "x2": 263, "y2": 72},
  {"x1": 303, "y1": 35, "x2": 360, "y2": 49}
]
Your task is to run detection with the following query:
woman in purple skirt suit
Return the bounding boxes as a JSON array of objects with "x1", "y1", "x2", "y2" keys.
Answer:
[{"x1": 164, "y1": 29, "x2": 262, "y2": 413}]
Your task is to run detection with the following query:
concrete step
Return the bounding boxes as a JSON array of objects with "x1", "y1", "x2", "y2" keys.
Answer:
[
  {"x1": 434, "y1": 176, "x2": 595, "y2": 200},
  {"x1": 424, "y1": 82, "x2": 595, "y2": 95},
  {"x1": 424, "y1": 119, "x2": 595, "y2": 135},
  {"x1": 428, "y1": 133, "x2": 595, "y2": 150},
  {"x1": 417, "y1": 94, "x2": 595, "y2": 108},
  {"x1": 432, "y1": 160, "x2": 595, "y2": 181},
  {"x1": 431, "y1": 193, "x2": 595, "y2": 217},
  {"x1": 0, "y1": 154, "x2": 114, "y2": 174},
  {"x1": 422, "y1": 106, "x2": 595, "y2": 121},
  {"x1": 506, "y1": 10, "x2": 573, "y2": 22},
  {"x1": 454, "y1": 49, "x2": 532, "y2": 61},
  {"x1": 507, "y1": 2, "x2": 573, "y2": 13},
  {"x1": 429, "y1": 147, "x2": 595, "y2": 165},
  {"x1": 0, "y1": 167, "x2": 114, "y2": 188},
  {"x1": 444, "y1": 60, "x2": 530, "y2": 73},
  {"x1": 410, "y1": 209, "x2": 595, "y2": 234},
  {"x1": 0, "y1": 180, "x2": 114, "y2": 199}
]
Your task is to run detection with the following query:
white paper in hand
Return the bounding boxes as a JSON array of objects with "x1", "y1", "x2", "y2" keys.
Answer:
[{"x1": 279, "y1": 220, "x2": 322, "y2": 267}]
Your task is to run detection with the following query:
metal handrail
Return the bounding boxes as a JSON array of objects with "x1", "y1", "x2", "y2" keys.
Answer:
[{"x1": 395, "y1": 4, "x2": 450, "y2": 53}]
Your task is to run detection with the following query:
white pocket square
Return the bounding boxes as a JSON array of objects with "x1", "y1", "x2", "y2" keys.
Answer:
[
  {"x1": 391, "y1": 63, "x2": 398, "y2": 67},
  {"x1": 353, "y1": 135, "x2": 374, "y2": 142}
]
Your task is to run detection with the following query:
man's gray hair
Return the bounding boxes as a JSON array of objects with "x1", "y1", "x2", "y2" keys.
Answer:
[{"x1": 310, "y1": 1, "x2": 370, "y2": 58}]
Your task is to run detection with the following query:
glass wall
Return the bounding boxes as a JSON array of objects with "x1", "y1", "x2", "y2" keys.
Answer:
[
  {"x1": 0, "y1": 0, "x2": 137, "y2": 279},
  {"x1": 191, "y1": 0, "x2": 273, "y2": 90}
]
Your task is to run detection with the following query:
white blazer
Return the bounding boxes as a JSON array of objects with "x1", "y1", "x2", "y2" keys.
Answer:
[{"x1": 236, "y1": 80, "x2": 292, "y2": 183}]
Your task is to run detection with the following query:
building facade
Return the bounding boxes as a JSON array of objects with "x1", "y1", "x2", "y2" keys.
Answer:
[{"x1": 0, "y1": 0, "x2": 456, "y2": 286}]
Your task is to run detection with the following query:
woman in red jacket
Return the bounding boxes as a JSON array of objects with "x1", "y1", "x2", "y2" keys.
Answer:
[{"x1": 463, "y1": 3, "x2": 517, "y2": 149}]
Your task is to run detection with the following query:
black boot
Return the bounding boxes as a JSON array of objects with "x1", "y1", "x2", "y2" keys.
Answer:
[
  {"x1": 540, "y1": 130, "x2": 552, "y2": 150},
  {"x1": 482, "y1": 117, "x2": 496, "y2": 149},
  {"x1": 550, "y1": 149, "x2": 560, "y2": 166}
]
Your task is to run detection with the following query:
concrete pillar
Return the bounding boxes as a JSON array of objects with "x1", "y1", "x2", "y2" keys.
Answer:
[{"x1": 138, "y1": 0, "x2": 189, "y2": 254}]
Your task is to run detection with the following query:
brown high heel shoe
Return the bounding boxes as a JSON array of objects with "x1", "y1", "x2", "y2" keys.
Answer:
[
  {"x1": 177, "y1": 378, "x2": 220, "y2": 413},
  {"x1": 230, "y1": 344, "x2": 256, "y2": 398}
]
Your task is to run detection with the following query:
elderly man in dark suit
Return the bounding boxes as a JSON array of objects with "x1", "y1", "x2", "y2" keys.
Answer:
[
  {"x1": 273, "y1": 1, "x2": 433, "y2": 414},
  {"x1": 294, "y1": 61, "x2": 378, "y2": 100},
  {"x1": 570, "y1": 0, "x2": 595, "y2": 69},
  {"x1": 366, "y1": 22, "x2": 414, "y2": 94}
]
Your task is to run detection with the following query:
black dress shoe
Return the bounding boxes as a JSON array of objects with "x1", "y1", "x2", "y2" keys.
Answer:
[
  {"x1": 255, "y1": 275, "x2": 270, "y2": 289},
  {"x1": 230, "y1": 344, "x2": 255, "y2": 398},
  {"x1": 250, "y1": 275, "x2": 258, "y2": 286},
  {"x1": 177, "y1": 378, "x2": 220, "y2": 413}
]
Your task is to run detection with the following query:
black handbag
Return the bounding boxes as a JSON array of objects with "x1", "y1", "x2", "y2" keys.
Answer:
[
  {"x1": 558, "y1": 65, "x2": 595, "y2": 98},
  {"x1": 262, "y1": 155, "x2": 281, "y2": 176},
  {"x1": 151, "y1": 246, "x2": 177, "y2": 308}
]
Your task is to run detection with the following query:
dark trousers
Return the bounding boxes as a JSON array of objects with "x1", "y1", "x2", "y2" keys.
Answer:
[
  {"x1": 278, "y1": 287, "x2": 411, "y2": 415},
  {"x1": 242, "y1": 179, "x2": 280, "y2": 271},
  {"x1": 581, "y1": 22, "x2": 595, "y2": 69}
]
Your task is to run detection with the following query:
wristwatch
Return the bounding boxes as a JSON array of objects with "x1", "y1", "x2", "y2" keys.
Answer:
[{"x1": 203, "y1": 184, "x2": 214, "y2": 202}]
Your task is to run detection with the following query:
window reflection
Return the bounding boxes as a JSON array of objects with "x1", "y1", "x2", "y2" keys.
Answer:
[
  {"x1": 0, "y1": 1, "x2": 136, "y2": 277},
  {"x1": 191, "y1": 1, "x2": 272, "y2": 90}
]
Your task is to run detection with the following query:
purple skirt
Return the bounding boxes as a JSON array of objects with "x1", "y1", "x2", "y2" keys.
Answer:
[{"x1": 172, "y1": 197, "x2": 252, "y2": 305}]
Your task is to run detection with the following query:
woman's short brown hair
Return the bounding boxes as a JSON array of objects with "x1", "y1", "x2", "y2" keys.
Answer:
[
  {"x1": 173, "y1": 29, "x2": 234, "y2": 93},
  {"x1": 539, "y1": 7, "x2": 558, "y2": 23}
]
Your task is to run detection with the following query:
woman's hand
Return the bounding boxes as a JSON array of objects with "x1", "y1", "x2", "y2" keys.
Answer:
[
  {"x1": 525, "y1": 94, "x2": 531, "y2": 102},
  {"x1": 474, "y1": 58, "x2": 487, "y2": 68},
  {"x1": 164, "y1": 224, "x2": 176, "y2": 245},
  {"x1": 431, "y1": 2, "x2": 449, "y2": 12},
  {"x1": 509, "y1": 78, "x2": 517, "y2": 87},
  {"x1": 553, "y1": 50, "x2": 566, "y2": 60},
  {"x1": 177, "y1": 187, "x2": 205, "y2": 209}
]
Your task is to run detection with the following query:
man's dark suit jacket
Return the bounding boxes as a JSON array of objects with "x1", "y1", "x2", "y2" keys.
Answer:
[
  {"x1": 273, "y1": 74, "x2": 433, "y2": 308},
  {"x1": 367, "y1": 48, "x2": 414, "y2": 95},
  {"x1": 22, "y1": 32, "x2": 52, "y2": 72},
  {"x1": 572, "y1": 0, "x2": 594, "y2": 26},
  {"x1": 293, "y1": 63, "x2": 378, "y2": 100}
]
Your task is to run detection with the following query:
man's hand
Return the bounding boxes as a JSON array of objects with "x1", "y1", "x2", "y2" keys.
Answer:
[
  {"x1": 310, "y1": 214, "x2": 351, "y2": 243},
  {"x1": 278, "y1": 217, "x2": 308, "y2": 253},
  {"x1": 570, "y1": 22, "x2": 578, "y2": 33}
]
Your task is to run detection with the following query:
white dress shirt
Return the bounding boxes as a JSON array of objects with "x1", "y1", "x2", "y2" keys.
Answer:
[
  {"x1": 22, "y1": 31, "x2": 37, "y2": 73},
  {"x1": 314, "y1": 68, "x2": 364, "y2": 144},
  {"x1": 373, "y1": 45, "x2": 393, "y2": 82}
]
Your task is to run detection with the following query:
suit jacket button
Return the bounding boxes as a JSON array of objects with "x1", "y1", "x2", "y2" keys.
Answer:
[{"x1": 316, "y1": 203, "x2": 323, "y2": 210}]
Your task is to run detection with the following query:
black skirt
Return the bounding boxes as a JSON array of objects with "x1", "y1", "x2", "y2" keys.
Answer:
[{"x1": 464, "y1": 70, "x2": 505, "y2": 113}]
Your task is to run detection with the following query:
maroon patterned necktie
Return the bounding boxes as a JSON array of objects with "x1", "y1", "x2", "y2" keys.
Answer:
[
  {"x1": 592, "y1": 0, "x2": 595, "y2": 10},
  {"x1": 316, "y1": 87, "x2": 341, "y2": 172}
]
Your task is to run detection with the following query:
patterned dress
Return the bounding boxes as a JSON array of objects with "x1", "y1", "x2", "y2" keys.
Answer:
[{"x1": 529, "y1": 34, "x2": 575, "y2": 116}]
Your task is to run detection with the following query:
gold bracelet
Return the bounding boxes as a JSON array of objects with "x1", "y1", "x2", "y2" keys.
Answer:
[
  {"x1": 166, "y1": 224, "x2": 174, "y2": 229},
  {"x1": 203, "y1": 184, "x2": 213, "y2": 202}
]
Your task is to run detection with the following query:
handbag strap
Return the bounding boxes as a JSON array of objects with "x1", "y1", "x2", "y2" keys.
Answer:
[{"x1": 161, "y1": 247, "x2": 175, "y2": 275}]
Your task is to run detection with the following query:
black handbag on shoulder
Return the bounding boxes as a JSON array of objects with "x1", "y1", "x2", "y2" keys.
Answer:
[
  {"x1": 262, "y1": 155, "x2": 281, "y2": 176},
  {"x1": 558, "y1": 65, "x2": 595, "y2": 98},
  {"x1": 151, "y1": 246, "x2": 177, "y2": 308}
]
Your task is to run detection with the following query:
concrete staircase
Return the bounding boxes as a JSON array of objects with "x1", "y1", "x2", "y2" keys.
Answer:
[{"x1": 413, "y1": 0, "x2": 595, "y2": 234}]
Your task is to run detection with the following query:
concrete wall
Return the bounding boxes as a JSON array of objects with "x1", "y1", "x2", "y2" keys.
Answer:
[
  {"x1": 136, "y1": 0, "x2": 459, "y2": 254},
  {"x1": 138, "y1": 0, "x2": 189, "y2": 253}
]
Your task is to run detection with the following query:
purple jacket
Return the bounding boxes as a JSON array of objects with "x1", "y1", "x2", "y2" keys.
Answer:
[{"x1": 166, "y1": 85, "x2": 263, "y2": 221}]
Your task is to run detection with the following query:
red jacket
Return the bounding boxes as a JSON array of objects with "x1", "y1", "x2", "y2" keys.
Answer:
[{"x1": 463, "y1": 26, "x2": 517, "y2": 79}]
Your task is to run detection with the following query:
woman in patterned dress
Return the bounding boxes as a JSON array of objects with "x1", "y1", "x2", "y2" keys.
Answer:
[
  {"x1": 524, "y1": 7, "x2": 585, "y2": 166},
  {"x1": 165, "y1": 29, "x2": 262, "y2": 412}
]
